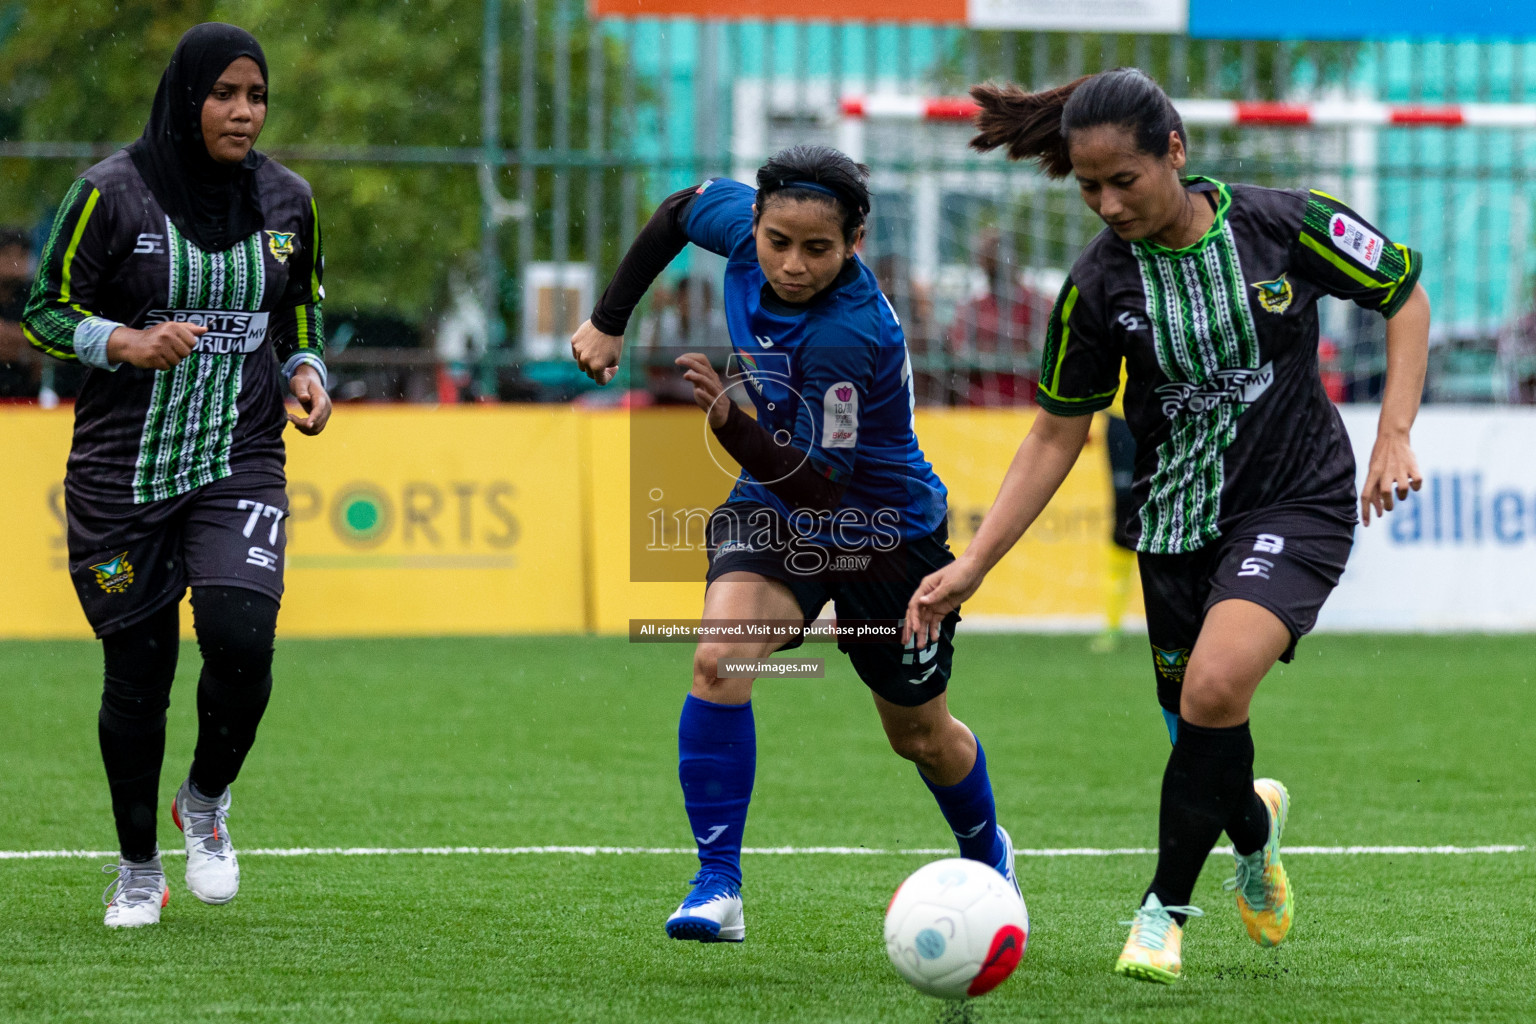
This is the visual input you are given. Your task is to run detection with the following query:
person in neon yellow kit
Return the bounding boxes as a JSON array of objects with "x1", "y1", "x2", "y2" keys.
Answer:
[{"x1": 1090, "y1": 365, "x2": 1138, "y2": 655}]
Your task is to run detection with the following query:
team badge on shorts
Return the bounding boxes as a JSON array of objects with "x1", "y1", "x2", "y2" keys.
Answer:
[
  {"x1": 266, "y1": 231, "x2": 296, "y2": 264},
  {"x1": 1251, "y1": 275, "x2": 1293, "y2": 314},
  {"x1": 90, "y1": 552, "x2": 135, "y2": 593},
  {"x1": 1151, "y1": 646, "x2": 1189, "y2": 684}
]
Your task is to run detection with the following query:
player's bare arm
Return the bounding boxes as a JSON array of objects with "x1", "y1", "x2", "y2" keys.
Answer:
[
  {"x1": 675, "y1": 351, "x2": 729, "y2": 428},
  {"x1": 287, "y1": 363, "x2": 331, "y2": 436},
  {"x1": 105, "y1": 321, "x2": 207, "y2": 371},
  {"x1": 570, "y1": 318, "x2": 623, "y2": 385},
  {"x1": 905, "y1": 410, "x2": 1091, "y2": 647},
  {"x1": 1361, "y1": 282, "x2": 1430, "y2": 525}
]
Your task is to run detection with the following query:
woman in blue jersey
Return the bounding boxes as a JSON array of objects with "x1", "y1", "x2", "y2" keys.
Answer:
[
  {"x1": 906, "y1": 70, "x2": 1429, "y2": 983},
  {"x1": 571, "y1": 146, "x2": 1023, "y2": 946}
]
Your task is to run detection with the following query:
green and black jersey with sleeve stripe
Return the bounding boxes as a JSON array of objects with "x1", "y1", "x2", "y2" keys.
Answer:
[
  {"x1": 1038, "y1": 177, "x2": 1421, "y2": 555},
  {"x1": 23, "y1": 150, "x2": 324, "y2": 505}
]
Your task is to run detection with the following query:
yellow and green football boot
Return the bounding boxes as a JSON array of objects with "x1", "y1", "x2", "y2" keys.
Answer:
[
  {"x1": 1114, "y1": 893, "x2": 1204, "y2": 984},
  {"x1": 1225, "y1": 777, "x2": 1292, "y2": 947}
]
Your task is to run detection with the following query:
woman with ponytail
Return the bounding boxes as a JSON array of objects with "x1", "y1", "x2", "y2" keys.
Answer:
[
  {"x1": 572, "y1": 145, "x2": 1022, "y2": 945},
  {"x1": 907, "y1": 68, "x2": 1429, "y2": 983}
]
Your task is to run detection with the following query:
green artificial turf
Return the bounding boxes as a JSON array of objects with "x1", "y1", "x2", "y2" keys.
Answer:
[{"x1": 1, "y1": 634, "x2": 1532, "y2": 1023}]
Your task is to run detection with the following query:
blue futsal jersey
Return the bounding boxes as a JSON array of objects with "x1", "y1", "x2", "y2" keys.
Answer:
[{"x1": 684, "y1": 177, "x2": 947, "y2": 545}]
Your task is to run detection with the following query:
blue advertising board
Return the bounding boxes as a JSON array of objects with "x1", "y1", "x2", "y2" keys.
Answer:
[{"x1": 1190, "y1": 0, "x2": 1536, "y2": 40}]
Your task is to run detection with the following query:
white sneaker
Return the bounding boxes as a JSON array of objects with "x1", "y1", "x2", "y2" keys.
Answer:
[
  {"x1": 172, "y1": 781, "x2": 240, "y2": 904},
  {"x1": 665, "y1": 873, "x2": 745, "y2": 943},
  {"x1": 102, "y1": 856, "x2": 168, "y2": 928}
]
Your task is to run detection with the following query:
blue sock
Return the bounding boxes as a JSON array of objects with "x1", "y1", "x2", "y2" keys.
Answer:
[
  {"x1": 677, "y1": 694, "x2": 755, "y2": 887},
  {"x1": 1162, "y1": 708, "x2": 1180, "y2": 746},
  {"x1": 921, "y1": 736, "x2": 1006, "y2": 867}
]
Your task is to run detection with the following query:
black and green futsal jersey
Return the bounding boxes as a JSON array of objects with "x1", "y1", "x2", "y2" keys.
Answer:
[
  {"x1": 1038, "y1": 177, "x2": 1421, "y2": 554},
  {"x1": 24, "y1": 150, "x2": 324, "y2": 505}
]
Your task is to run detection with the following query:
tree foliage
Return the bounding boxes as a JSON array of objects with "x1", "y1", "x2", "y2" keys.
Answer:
[{"x1": 0, "y1": 0, "x2": 637, "y2": 326}]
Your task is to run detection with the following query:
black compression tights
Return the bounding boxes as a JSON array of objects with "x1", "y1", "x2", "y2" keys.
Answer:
[{"x1": 98, "y1": 587, "x2": 278, "y2": 862}]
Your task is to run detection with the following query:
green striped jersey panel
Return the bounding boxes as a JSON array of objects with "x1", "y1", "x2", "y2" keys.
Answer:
[
  {"x1": 1133, "y1": 221, "x2": 1261, "y2": 554},
  {"x1": 132, "y1": 226, "x2": 266, "y2": 504}
]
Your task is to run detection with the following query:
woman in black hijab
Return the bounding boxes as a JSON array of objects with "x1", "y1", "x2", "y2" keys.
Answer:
[
  {"x1": 128, "y1": 22, "x2": 272, "y2": 253},
  {"x1": 23, "y1": 22, "x2": 330, "y2": 928}
]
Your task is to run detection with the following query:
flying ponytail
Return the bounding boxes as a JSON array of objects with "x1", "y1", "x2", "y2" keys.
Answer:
[{"x1": 970, "y1": 68, "x2": 1186, "y2": 180}]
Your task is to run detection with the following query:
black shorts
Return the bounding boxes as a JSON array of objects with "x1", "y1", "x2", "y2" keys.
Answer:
[
  {"x1": 66, "y1": 469, "x2": 289, "y2": 638},
  {"x1": 1138, "y1": 505, "x2": 1354, "y2": 714},
  {"x1": 704, "y1": 501, "x2": 960, "y2": 708}
]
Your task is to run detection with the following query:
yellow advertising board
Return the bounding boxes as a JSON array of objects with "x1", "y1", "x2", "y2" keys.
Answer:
[
  {"x1": 582, "y1": 406, "x2": 1138, "y2": 633},
  {"x1": 582, "y1": 408, "x2": 713, "y2": 633},
  {"x1": 278, "y1": 406, "x2": 586, "y2": 636},
  {"x1": 916, "y1": 408, "x2": 1141, "y2": 627},
  {"x1": 0, "y1": 409, "x2": 81, "y2": 638},
  {"x1": 0, "y1": 407, "x2": 588, "y2": 638},
  {"x1": 0, "y1": 405, "x2": 1134, "y2": 639}
]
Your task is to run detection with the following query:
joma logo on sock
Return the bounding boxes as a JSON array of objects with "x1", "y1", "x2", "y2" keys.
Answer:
[{"x1": 695, "y1": 825, "x2": 729, "y2": 845}]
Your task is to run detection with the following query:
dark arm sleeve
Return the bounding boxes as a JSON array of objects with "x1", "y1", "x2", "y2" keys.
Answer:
[
  {"x1": 589, "y1": 186, "x2": 699, "y2": 336},
  {"x1": 712, "y1": 401, "x2": 848, "y2": 513},
  {"x1": 268, "y1": 194, "x2": 326, "y2": 379},
  {"x1": 22, "y1": 176, "x2": 113, "y2": 364}
]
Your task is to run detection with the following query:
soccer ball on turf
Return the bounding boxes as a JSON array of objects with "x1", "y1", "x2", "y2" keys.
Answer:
[{"x1": 884, "y1": 858, "x2": 1029, "y2": 1000}]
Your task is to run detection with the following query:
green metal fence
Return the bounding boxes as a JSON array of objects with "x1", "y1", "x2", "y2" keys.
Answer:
[{"x1": 2, "y1": 3, "x2": 1534, "y2": 403}]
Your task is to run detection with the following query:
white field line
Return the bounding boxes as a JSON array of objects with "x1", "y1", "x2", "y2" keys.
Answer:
[{"x1": 0, "y1": 843, "x2": 1526, "y2": 861}]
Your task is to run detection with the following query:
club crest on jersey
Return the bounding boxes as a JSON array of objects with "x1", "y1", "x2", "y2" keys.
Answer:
[
  {"x1": 1151, "y1": 646, "x2": 1189, "y2": 683},
  {"x1": 1251, "y1": 275, "x2": 1293, "y2": 314},
  {"x1": 90, "y1": 552, "x2": 135, "y2": 594},
  {"x1": 266, "y1": 231, "x2": 296, "y2": 264}
]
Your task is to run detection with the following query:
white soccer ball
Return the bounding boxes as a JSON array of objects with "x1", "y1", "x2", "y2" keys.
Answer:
[{"x1": 884, "y1": 858, "x2": 1029, "y2": 1000}]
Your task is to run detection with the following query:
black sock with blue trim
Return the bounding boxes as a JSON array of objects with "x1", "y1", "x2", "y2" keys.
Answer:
[{"x1": 1146, "y1": 718, "x2": 1257, "y2": 924}]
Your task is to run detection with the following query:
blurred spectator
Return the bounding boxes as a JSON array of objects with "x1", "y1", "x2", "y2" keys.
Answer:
[
  {"x1": 0, "y1": 228, "x2": 40, "y2": 399},
  {"x1": 635, "y1": 276, "x2": 722, "y2": 404},
  {"x1": 1340, "y1": 303, "x2": 1387, "y2": 403},
  {"x1": 1497, "y1": 283, "x2": 1536, "y2": 403},
  {"x1": 945, "y1": 228, "x2": 1051, "y2": 407},
  {"x1": 674, "y1": 276, "x2": 727, "y2": 347},
  {"x1": 1318, "y1": 336, "x2": 1346, "y2": 403},
  {"x1": 873, "y1": 252, "x2": 941, "y2": 403}
]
